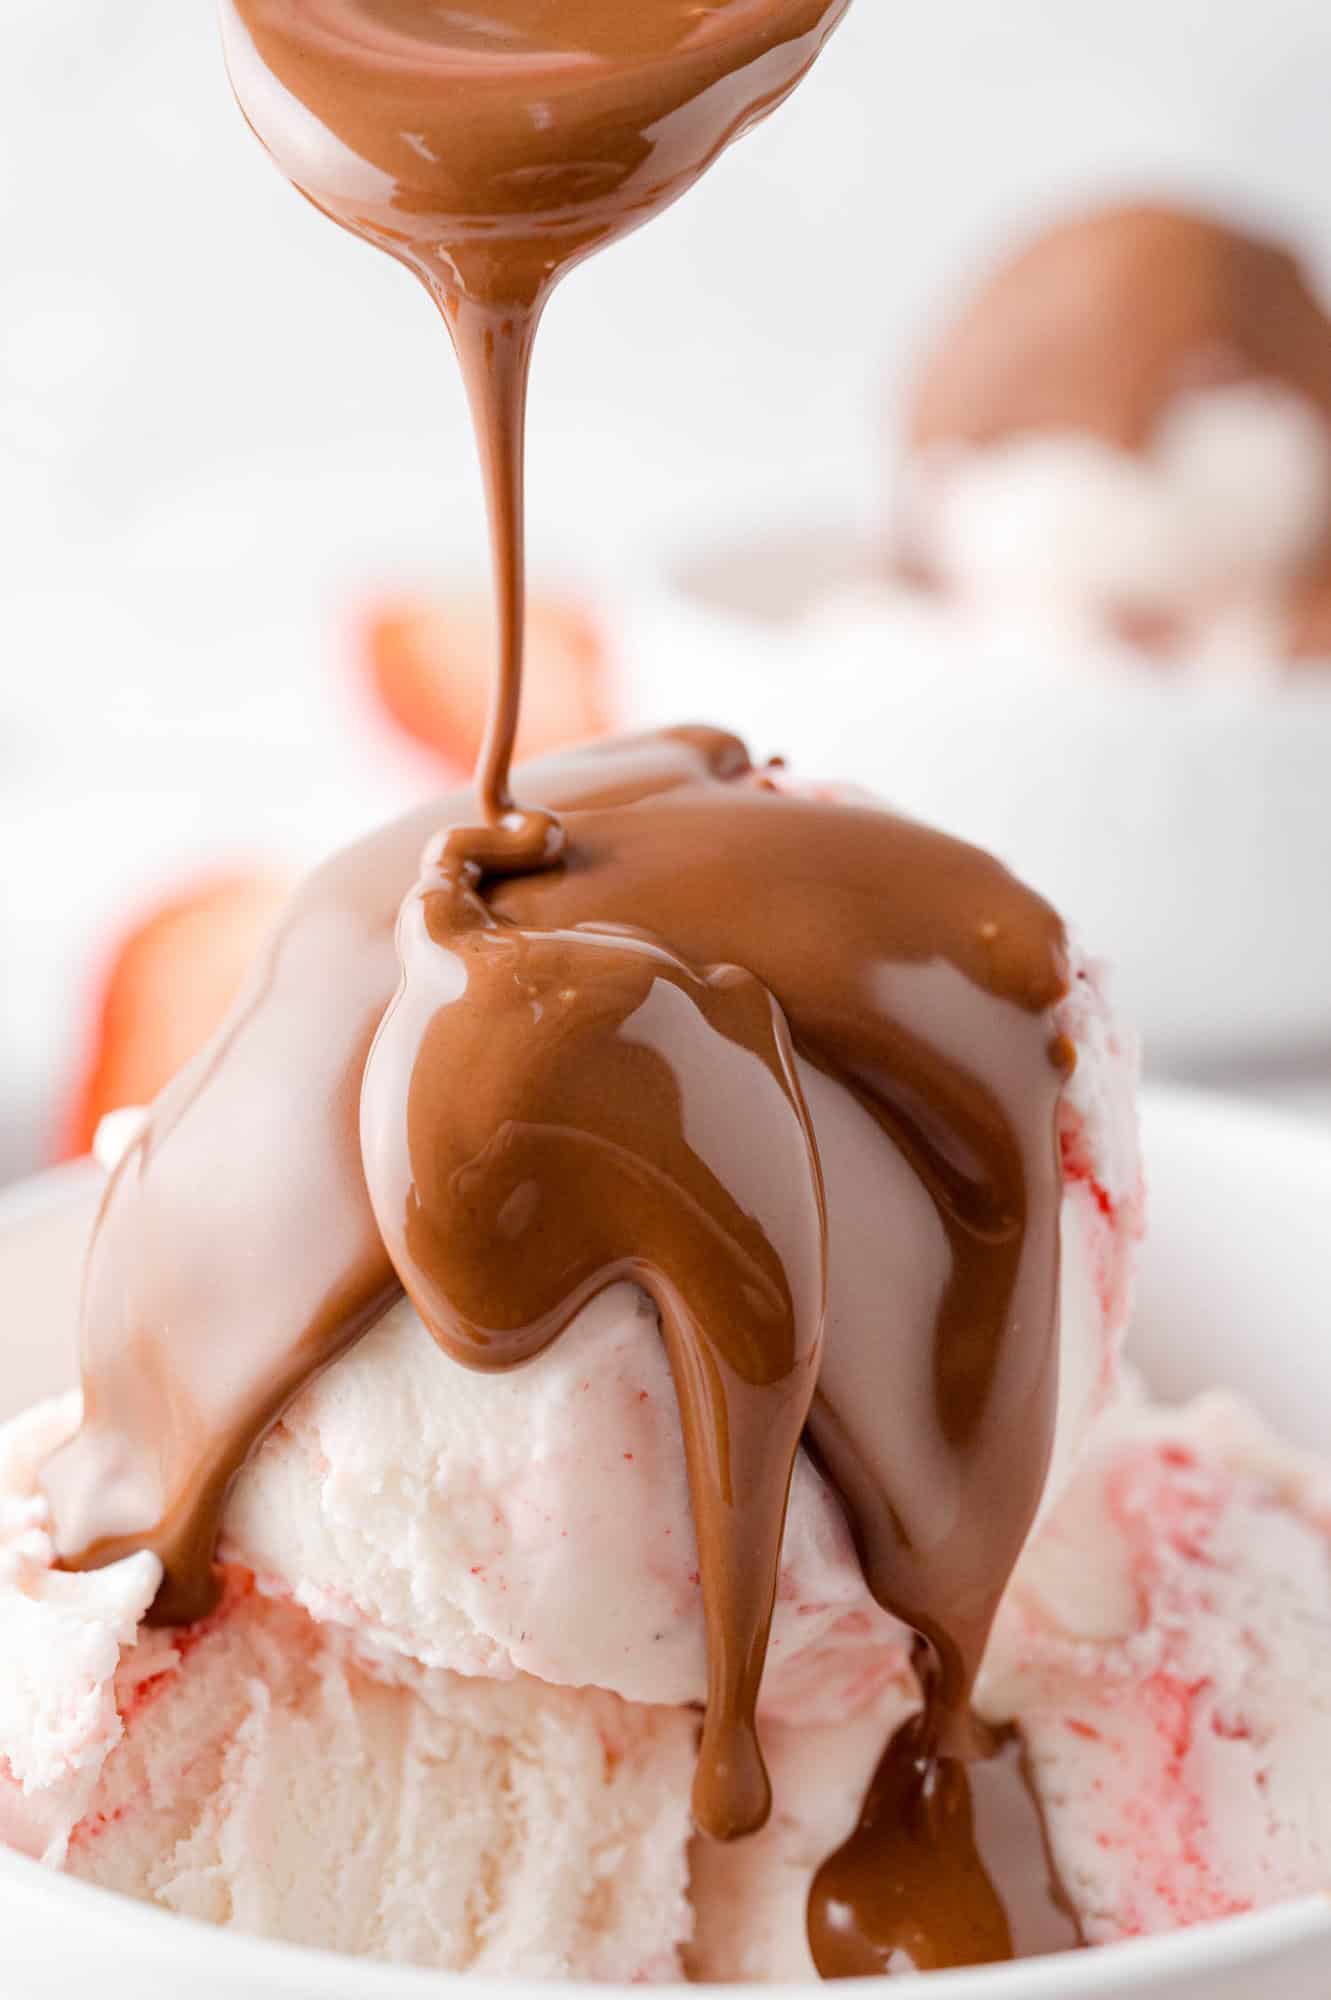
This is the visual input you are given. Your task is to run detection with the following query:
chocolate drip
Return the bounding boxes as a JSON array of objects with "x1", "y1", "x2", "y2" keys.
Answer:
[
  {"x1": 365, "y1": 847, "x2": 829, "y2": 1837},
  {"x1": 450, "y1": 295, "x2": 541, "y2": 830},
  {"x1": 809, "y1": 1715, "x2": 1083, "y2": 1976},
  {"x1": 46, "y1": 0, "x2": 1087, "y2": 1973}
]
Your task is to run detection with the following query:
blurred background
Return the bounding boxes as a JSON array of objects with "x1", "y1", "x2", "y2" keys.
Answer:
[{"x1": 7, "y1": 0, "x2": 1331, "y2": 1184}]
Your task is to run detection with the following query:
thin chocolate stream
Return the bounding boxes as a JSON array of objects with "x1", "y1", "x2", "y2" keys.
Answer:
[
  {"x1": 450, "y1": 295, "x2": 539, "y2": 827},
  {"x1": 219, "y1": 0, "x2": 852, "y2": 848},
  {"x1": 45, "y1": 0, "x2": 1087, "y2": 1974}
]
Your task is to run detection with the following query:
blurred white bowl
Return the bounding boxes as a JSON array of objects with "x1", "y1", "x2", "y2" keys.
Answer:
[
  {"x1": 624, "y1": 532, "x2": 1331, "y2": 1066},
  {"x1": 2, "y1": 1089, "x2": 1331, "y2": 1994}
]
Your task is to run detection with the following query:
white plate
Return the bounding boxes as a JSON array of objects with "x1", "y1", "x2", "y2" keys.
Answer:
[{"x1": 2, "y1": 1090, "x2": 1331, "y2": 1996}]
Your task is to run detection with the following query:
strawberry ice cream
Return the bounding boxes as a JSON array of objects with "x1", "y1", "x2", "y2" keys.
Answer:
[
  {"x1": 982, "y1": 1390, "x2": 1331, "y2": 1942},
  {"x1": 0, "y1": 930, "x2": 1140, "y2": 1978},
  {"x1": 0, "y1": 1401, "x2": 696, "y2": 1980}
]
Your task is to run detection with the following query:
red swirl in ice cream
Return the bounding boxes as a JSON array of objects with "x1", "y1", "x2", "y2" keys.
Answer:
[{"x1": 41, "y1": 0, "x2": 1089, "y2": 1975}]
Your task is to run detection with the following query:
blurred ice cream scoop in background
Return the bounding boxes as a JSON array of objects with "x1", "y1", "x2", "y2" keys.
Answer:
[{"x1": 895, "y1": 201, "x2": 1331, "y2": 667}]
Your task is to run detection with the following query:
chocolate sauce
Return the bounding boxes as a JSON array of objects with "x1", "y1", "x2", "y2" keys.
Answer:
[
  {"x1": 45, "y1": 0, "x2": 1085, "y2": 1974},
  {"x1": 809, "y1": 1715, "x2": 1083, "y2": 1976},
  {"x1": 363, "y1": 778, "x2": 1072, "y2": 1841}
]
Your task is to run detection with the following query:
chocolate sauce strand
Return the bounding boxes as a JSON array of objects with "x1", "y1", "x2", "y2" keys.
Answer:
[
  {"x1": 363, "y1": 878, "x2": 828, "y2": 1836},
  {"x1": 442, "y1": 292, "x2": 538, "y2": 825},
  {"x1": 809, "y1": 1719, "x2": 1085, "y2": 1977}
]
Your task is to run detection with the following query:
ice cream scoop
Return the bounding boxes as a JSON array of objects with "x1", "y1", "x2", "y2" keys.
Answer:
[
  {"x1": 0, "y1": 901, "x2": 1139, "y2": 1975},
  {"x1": 897, "y1": 202, "x2": 1331, "y2": 665},
  {"x1": 36, "y1": 725, "x2": 1135, "y2": 1963}
]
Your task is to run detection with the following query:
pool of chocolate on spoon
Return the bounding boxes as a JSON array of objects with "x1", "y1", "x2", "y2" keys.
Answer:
[{"x1": 44, "y1": 0, "x2": 1084, "y2": 1975}]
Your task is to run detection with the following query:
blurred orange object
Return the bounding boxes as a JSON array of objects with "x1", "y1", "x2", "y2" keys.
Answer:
[
  {"x1": 60, "y1": 871, "x2": 295, "y2": 1160},
  {"x1": 364, "y1": 591, "x2": 617, "y2": 772}
]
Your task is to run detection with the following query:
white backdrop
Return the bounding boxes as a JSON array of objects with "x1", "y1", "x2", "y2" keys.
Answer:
[
  {"x1": 6, "y1": 4, "x2": 1331, "y2": 608},
  {"x1": 5, "y1": 0, "x2": 1331, "y2": 1172}
]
